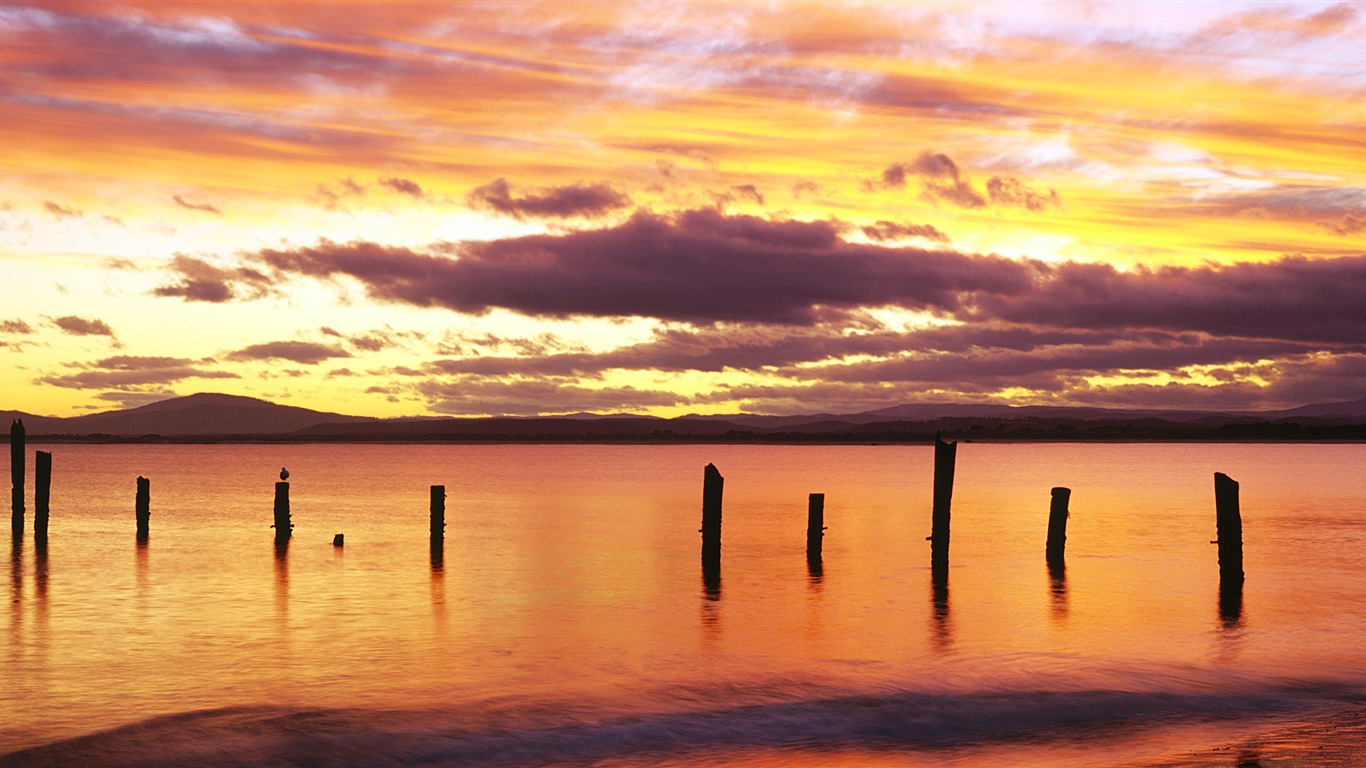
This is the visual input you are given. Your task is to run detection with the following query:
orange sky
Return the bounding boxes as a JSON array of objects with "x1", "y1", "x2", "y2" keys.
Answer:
[{"x1": 2, "y1": 1, "x2": 1365, "y2": 417}]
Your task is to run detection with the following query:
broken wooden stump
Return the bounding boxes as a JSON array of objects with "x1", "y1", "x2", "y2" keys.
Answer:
[
  {"x1": 34, "y1": 451, "x2": 50, "y2": 540},
  {"x1": 1046, "y1": 486, "x2": 1070, "y2": 564},
  {"x1": 700, "y1": 464, "x2": 723, "y2": 569},
  {"x1": 929, "y1": 433, "x2": 956, "y2": 567},
  {"x1": 10, "y1": 419, "x2": 23, "y2": 535},
  {"x1": 1214, "y1": 472, "x2": 1244, "y2": 583},
  {"x1": 273, "y1": 481, "x2": 292, "y2": 543},
  {"x1": 136, "y1": 476, "x2": 150, "y2": 541},
  {"x1": 806, "y1": 493, "x2": 826, "y2": 562}
]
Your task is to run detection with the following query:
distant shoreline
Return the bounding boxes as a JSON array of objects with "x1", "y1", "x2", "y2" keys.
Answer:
[{"x1": 12, "y1": 432, "x2": 1366, "y2": 445}]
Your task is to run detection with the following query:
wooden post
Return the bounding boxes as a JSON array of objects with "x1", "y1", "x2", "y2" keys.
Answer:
[
  {"x1": 806, "y1": 493, "x2": 825, "y2": 561},
  {"x1": 430, "y1": 485, "x2": 445, "y2": 563},
  {"x1": 34, "y1": 451, "x2": 51, "y2": 540},
  {"x1": 930, "y1": 433, "x2": 956, "y2": 566},
  {"x1": 1214, "y1": 472, "x2": 1243, "y2": 583},
  {"x1": 1046, "y1": 487, "x2": 1070, "y2": 563},
  {"x1": 700, "y1": 463, "x2": 723, "y2": 567},
  {"x1": 273, "y1": 481, "x2": 292, "y2": 543},
  {"x1": 135, "y1": 476, "x2": 150, "y2": 541},
  {"x1": 10, "y1": 419, "x2": 24, "y2": 535},
  {"x1": 333, "y1": 533, "x2": 344, "y2": 547},
  {"x1": 430, "y1": 485, "x2": 445, "y2": 541}
]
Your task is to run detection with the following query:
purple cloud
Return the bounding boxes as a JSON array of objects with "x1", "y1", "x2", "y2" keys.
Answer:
[
  {"x1": 466, "y1": 178, "x2": 632, "y2": 220},
  {"x1": 173, "y1": 195, "x2": 221, "y2": 214},
  {"x1": 51, "y1": 315, "x2": 114, "y2": 336},
  {"x1": 225, "y1": 341, "x2": 352, "y2": 365}
]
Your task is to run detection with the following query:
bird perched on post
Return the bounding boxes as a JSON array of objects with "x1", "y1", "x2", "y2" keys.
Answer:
[{"x1": 280, "y1": 467, "x2": 290, "y2": 481}]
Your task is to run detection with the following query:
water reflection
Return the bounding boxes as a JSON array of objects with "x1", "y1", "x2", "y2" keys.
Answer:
[
  {"x1": 1219, "y1": 579, "x2": 1244, "y2": 629},
  {"x1": 806, "y1": 555, "x2": 824, "y2": 585},
  {"x1": 273, "y1": 540, "x2": 289, "y2": 622},
  {"x1": 929, "y1": 561, "x2": 952, "y2": 650},
  {"x1": 700, "y1": 562, "x2": 721, "y2": 636},
  {"x1": 430, "y1": 539, "x2": 444, "y2": 572},
  {"x1": 9, "y1": 536, "x2": 21, "y2": 640},
  {"x1": 1047, "y1": 560, "x2": 1068, "y2": 624},
  {"x1": 34, "y1": 537, "x2": 47, "y2": 610}
]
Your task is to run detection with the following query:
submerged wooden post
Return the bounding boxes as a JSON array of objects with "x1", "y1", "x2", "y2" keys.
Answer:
[
  {"x1": 273, "y1": 481, "x2": 292, "y2": 543},
  {"x1": 10, "y1": 419, "x2": 24, "y2": 535},
  {"x1": 806, "y1": 493, "x2": 825, "y2": 561},
  {"x1": 701, "y1": 464, "x2": 723, "y2": 566},
  {"x1": 1046, "y1": 487, "x2": 1070, "y2": 563},
  {"x1": 930, "y1": 433, "x2": 956, "y2": 566},
  {"x1": 1214, "y1": 472, "x2": 1243, "y2": 583},
  {"x1": 34, "y1": 451, "x2": 51, "y2": 540},
  {"x1": 135, "y1": 476, "x2": 150, "y2": 540}
]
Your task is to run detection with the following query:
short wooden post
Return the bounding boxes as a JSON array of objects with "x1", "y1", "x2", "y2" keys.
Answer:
[
  {"x1": 10, "y1": 419, "x2": 24, "y2": 535},
  {"x1": 806, "y1": 493, "x2": 825, "y2": 561},
  {"x1": 135, "y1": 477, "x2": 150, "y2": 540},
  {"x1": 1214, "y1": 472, "x2": 1243, "y2": 583},
  {"x1": 1046, "y1": 487, "x2": 1070, "y2": 563},
  {"x1": 430, "y1": 484, "x2": 445, "y2": 562},
  {"x1": 430, "y1": 485, "x2": 445, "y2": 541},
  {"x1": 333, "y1": 533, "x2": 344, "y2": 547},
  {"x1": 930, "y1": 433, "x2": 956, "y2": 566},
  {"x1": 34, "y1": 451, "x2": 51, "y2": 540},
  {"x1": 273, "y1": 481, "x2": 292, "y2": 543},
  {"x1": 700, "y1": 464, "x2": 723, "y2": 567}
]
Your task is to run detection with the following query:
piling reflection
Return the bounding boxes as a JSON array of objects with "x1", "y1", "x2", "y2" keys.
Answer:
[
  {"x1": 806, "y1": 555, "x2": 824, "y2": 585},
  {"x1": 700, "y1": 561, "x2": 721, "y2": 635},
  {"x1": 1047, "y1": 560, "x2": 1068, "y2": 624},
  {"x1": 9, "y1": 536, "x2": 21, "y2": 640},
  {"x1": 930, "y1": 561, "x2": 952, "y2": 650},
  {"x1": 1219, "y1": 578, "x2": 1244, "y2": 629},
  {"x1": 34, "y1": 537, "x2": 47, "y2": 608},
  {"x1": 430, "y1": 539, "x2": 444, "y2": 572},
  {"x1": 273, "y1": 540, "x2": 289, "y2": 621}
]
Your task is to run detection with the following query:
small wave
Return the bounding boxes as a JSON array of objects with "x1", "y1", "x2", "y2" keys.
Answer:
[{"x1": 5, "y1": 682, "x2": 1363, "y2": 767}]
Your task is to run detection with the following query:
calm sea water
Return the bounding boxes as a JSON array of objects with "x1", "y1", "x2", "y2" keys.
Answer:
[{"x1": 4, "y1": 442, "x2": 1366, "y2": 766}]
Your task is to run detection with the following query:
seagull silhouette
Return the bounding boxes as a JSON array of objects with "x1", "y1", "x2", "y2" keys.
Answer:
[{"x1": 280, "y1": 467, "x2": 290, "y2": 481}]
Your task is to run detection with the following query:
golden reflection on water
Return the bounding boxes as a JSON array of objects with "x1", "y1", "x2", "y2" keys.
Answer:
[{"x1": 2, "y1": 442, "x2": 1366, "y2": 755}]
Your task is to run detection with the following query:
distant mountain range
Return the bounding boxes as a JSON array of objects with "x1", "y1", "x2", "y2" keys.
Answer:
[{"x1": 4, "y1": 392, "x2": 1366, "y2": 442}]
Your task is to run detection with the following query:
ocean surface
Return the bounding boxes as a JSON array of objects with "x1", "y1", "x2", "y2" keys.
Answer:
[{"x1": 3, "y1": 441, "x2": 1366, "y2": 766}]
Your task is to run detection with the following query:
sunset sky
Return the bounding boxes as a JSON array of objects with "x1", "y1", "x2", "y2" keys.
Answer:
[{"x1": 3, "y1": 1, "x2": 1365, "y2": 418}]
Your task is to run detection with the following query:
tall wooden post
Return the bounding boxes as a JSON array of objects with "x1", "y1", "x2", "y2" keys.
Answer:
[
  {"x1": 33, "y1": 451, "x2": 51, "y2": 540},
  {"x1": 930, "y1": 433, "x2": 956, "y2": 566},
  {"x1": 700, "y1": 464, "x2": 723, "y2": 567},
  {"x1": 1046, "y1": 487, "x2": 1070, "y2": 563},
  {"x1": 1214, "y1": 472, "x2": 1243, "y2": 583},
  {"x1": 430, "y1": 485, "x2": 445, "y2": 564},
  {"x1": 273, "y1": 481, "x2": 292, "y2": 543},
  {"x1": 806, "y1": 493, "x2": 825, "y2": 561},
  {"x1": 135, "y1": 476, "x2": 150, "y2": 541},
  {"x1": 10, "y1": 419, "x2": 24, "y2": 535}
]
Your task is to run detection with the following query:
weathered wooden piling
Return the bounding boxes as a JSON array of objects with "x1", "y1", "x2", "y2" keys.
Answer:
[
  {"x1": 333, "y1": 533, "x2": 344, "y2": 547},
  {"x1": 10, "y1": 419, "x2": 24, "y2": 535},
  {"x1": 806, "y1": 493, "x2": 825, "y2": 561},
  {"x1": 431, "y1": 485, "x2": 446, "y2": 541},
  {"x1": 1046, "y1": 487, "x2": 1071, "y2": 563},
  {"x1": 700, "y1": 464, "x2": 723, "y2": 566},
  {"x1": 135, "y1": 477, "x2": 150, "y2": 540},
  {"x1": 930, "y1": 433, "x2": 956, "y2": 565},
  {"x1": 34, "y1": 451, "x2": 51, "y2": 540},
  {"x1": 1214, "y1": 472, "x2": 1243, "y2": 583},
  {"x1": 430, "y1": 485, "x2": 445, "y2": 562},
  {"x1": 273, "y1": 481, "x2": 292, "y2": 543}
]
